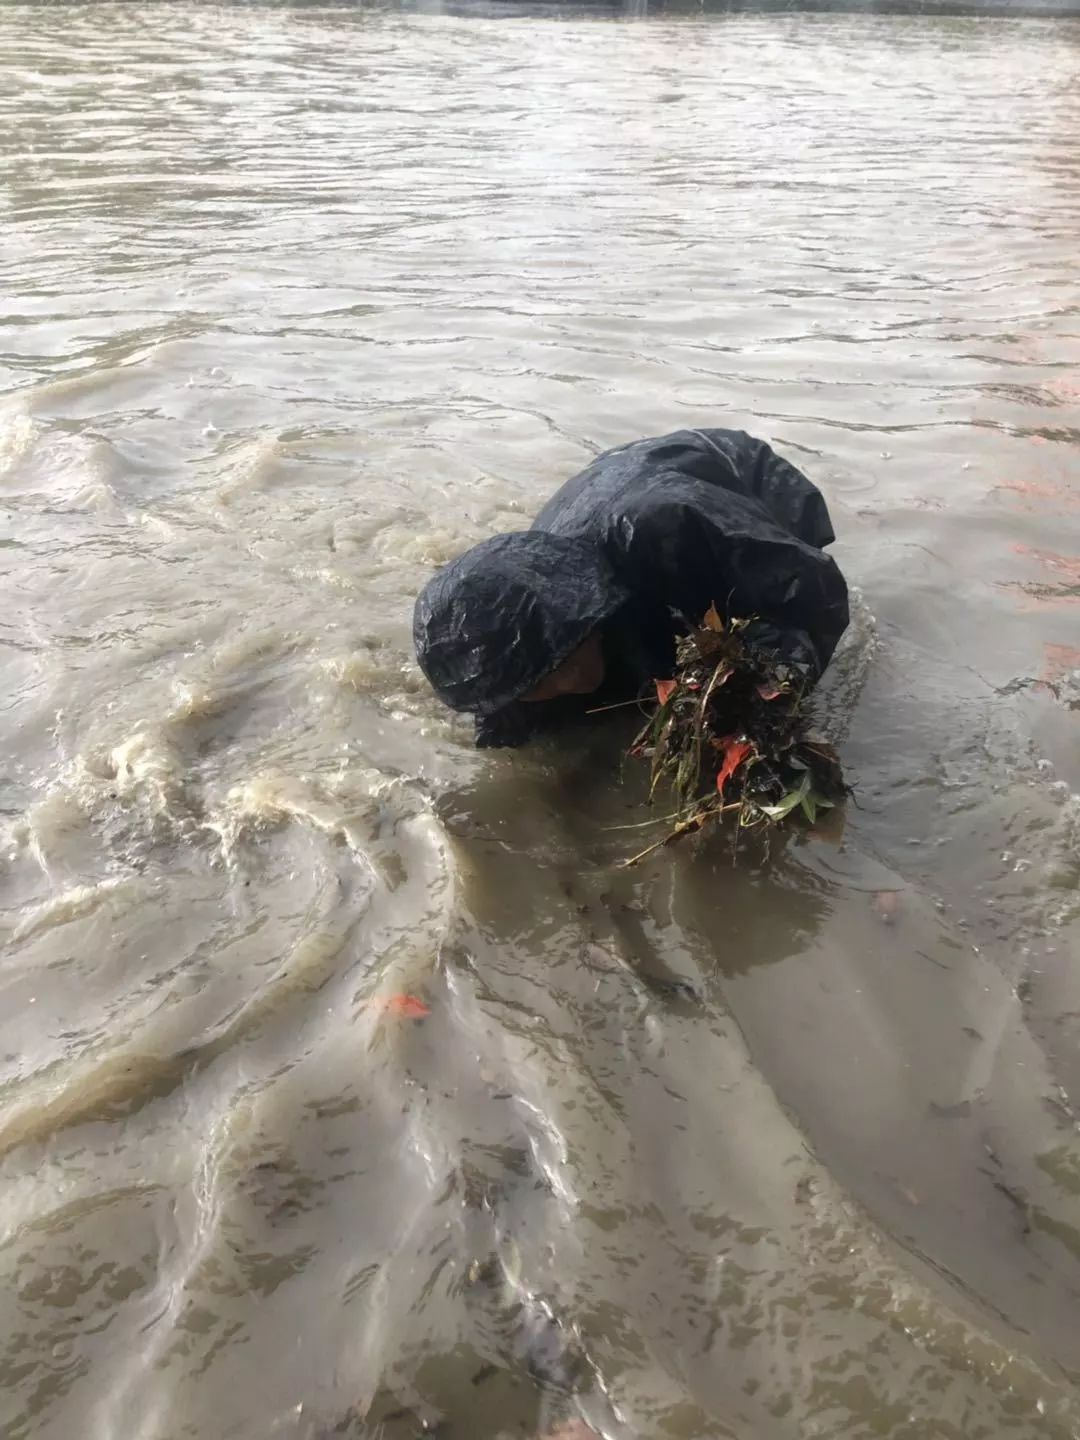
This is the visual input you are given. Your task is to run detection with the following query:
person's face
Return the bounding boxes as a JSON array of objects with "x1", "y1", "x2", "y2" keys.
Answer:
[{"x1": 521, "y1": 630, "x2": 605, "y2": 703}]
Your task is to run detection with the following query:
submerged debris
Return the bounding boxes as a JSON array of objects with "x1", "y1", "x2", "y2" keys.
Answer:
[{"x1": 620, "y1": 607, "x2": 847, "y2": 866}]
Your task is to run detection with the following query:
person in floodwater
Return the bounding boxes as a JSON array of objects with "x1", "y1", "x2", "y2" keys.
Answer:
[{"x1": 413, "y1": 428, "x2": 849, "y2": 748}]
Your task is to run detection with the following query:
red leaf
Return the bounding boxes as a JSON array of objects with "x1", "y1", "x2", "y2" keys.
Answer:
[
  {"x1": 756, "y1": 683, "x2": 783, "y2": 701},
  {"x1": 702, "y1": 604, "x2": 725, "y2": 633},
  {"x1": 373, "y1": 994, "x2": 431, "y2": 1019},
  {"x1": 715, "y1": 738, "x2": 753, "y2": 796},
  {"x1": 655, "y1": 678, "x2": 677, "y2": 705}
]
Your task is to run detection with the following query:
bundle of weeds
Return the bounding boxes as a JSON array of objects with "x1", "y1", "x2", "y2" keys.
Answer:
[{"x1": 621, "y1": 606, "x2": 847, "y2": 866}]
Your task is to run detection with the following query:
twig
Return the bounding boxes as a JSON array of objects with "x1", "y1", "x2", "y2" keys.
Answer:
[
  {"x1": 617, "y1": 802, "x2": 742, "y2": 868},
  {"x1": 692, "y1": 656, "x2": 729, "y2": 794},
  {"x1": 602, "y1": 808, "x2": 687, "y2": 833},
  {"x1": 585, "y1": 697, "x2": 649, "y2": 715},
  {"x1": 619, "y1": 830, "x2": 690, "y2": 870}
]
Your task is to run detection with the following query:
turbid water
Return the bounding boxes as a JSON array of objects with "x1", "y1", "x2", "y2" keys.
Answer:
[{"x1": 1, "y1": 5, "x2": 1079, "y2": 1437}]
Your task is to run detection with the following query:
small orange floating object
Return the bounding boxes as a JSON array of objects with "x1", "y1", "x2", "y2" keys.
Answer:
[
  {"x1": 872, "y1": 891, "x2": 900, "y2": 925},
  {"x1": 655, "y1": 678, "x2": 677, "y2": 705},
  {"x1": 373, "y1": 994, "x2": 431, "y2": 1019}
]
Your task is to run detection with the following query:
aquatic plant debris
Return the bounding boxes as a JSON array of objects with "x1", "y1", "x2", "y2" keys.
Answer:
[{"x1": 621, "y1": 612, "x2": 848, "y2": 867}]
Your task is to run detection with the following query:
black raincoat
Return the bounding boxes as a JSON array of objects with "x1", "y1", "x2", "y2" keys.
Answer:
[{"x1": 414, "y1": 428, "x2": 849, "y2": 748}]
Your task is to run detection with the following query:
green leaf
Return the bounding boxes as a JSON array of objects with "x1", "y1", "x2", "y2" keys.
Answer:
[
  {"x1": 760, "y1": 791, "x2": 804, "y2": 821},
  {"x1": 759, "y1": 772, "x2": 811, "y2": 822}
]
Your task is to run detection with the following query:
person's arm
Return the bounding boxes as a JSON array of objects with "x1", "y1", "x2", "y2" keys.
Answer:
[
  {"x1": 690, "y1": 429, "x2": 837, "y2": 550},
  {"x1": 604, "y1": 479, "x2": 849, "y2": 679}
]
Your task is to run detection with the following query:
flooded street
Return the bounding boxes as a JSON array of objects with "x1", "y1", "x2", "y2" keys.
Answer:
[{"x1": 2, "y1": 4, "x2": 1080, "y2": 1436}]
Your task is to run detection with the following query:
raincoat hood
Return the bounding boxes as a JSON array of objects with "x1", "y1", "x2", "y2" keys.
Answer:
[{"x1": 413, "y1": 531, "x2": 630, "y2": 717}]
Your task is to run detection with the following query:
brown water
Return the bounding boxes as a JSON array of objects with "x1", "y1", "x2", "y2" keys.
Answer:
[{"x1": 2, "y1": 5, "x2": 1080, "y2": 1437}]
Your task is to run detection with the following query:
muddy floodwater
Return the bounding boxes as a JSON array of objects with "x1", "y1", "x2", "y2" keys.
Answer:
[{"x1": 1, "y1": 4, "x2": 1079, "y2": 1437}]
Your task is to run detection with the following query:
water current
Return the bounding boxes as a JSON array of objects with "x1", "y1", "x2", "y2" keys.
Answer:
[{"x1": 1, "y1": 4, "x2": 1079, "y2": 1436}]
